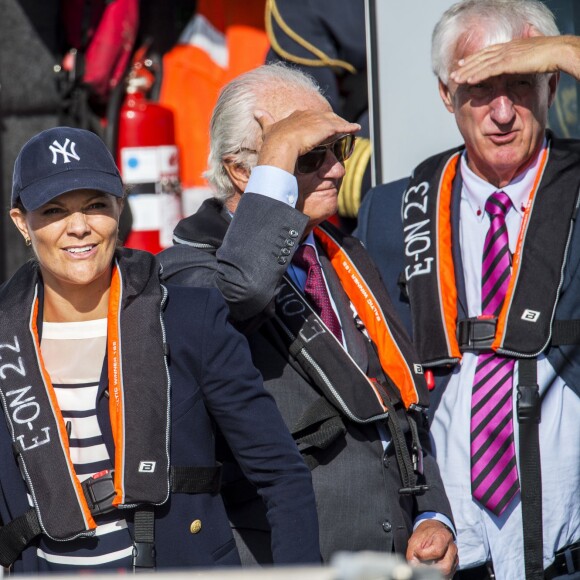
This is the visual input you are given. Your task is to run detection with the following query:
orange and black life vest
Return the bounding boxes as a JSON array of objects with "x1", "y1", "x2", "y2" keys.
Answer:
[{"x1": 402, "y1": 138, "x2": 580, "y2": 370}]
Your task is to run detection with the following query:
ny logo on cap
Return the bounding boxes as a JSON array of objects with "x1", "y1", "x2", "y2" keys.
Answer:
[{"x1": 49, "y1": 139, "x2": 80, "y2": 165}]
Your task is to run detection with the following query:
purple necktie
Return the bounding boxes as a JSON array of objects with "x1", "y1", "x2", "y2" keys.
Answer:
[
  {"x1": 293, "y1": 245, "x2": 343, "y2": 343},
  {"x1": 470, "y1": 192, "x2": 520, "y2": 516}
]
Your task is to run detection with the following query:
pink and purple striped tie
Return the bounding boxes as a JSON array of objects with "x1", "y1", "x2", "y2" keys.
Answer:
[{"x1": 470, "y1": 191, "x2": 520, "y2": 516}]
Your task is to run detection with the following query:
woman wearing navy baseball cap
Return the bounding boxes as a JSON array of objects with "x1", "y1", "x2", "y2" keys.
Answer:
[{"x1": 0, "y1": 127, "x2": 320, "y2": 573}]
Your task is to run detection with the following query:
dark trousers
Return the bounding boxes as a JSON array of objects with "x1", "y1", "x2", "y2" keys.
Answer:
[{"x1": 454, "y1": 562, "x2": 495, "y2": 580}]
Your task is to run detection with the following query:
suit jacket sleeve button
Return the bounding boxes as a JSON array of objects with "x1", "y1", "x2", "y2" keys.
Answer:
[
  {"x1": 189, "y1": 519, "x2": 202, "y2": 534},
  {"x1": 289, "y1": 229, "x2": 299, "y2": 238},
  {"x1": 277, "y1": 257, "x2": 288, "y2": 265}
]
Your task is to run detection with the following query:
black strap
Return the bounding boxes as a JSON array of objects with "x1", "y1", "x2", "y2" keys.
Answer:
[
  {"x1": 453, "y1": 561, "x2": 495, "y2": 580},
  {"x1": 551, "y1": 320, "x2": 580, "y2": 345},
  {"x1": 291, "y1": 397, "x2": 346, "y2": 470},
  {"x1": 170, "y1": 465, "x2": 222, "y2": 494},
  {"x1": 0, "y1": 508, "x2": 42, "y2": 567},
  {"x1": 365, "y1": 334, "x2": 428, "y2": 495},
  {"x1": 131, "y1": 464, "x2": 223, "y2": 569},
  {"x1": 456, "y1": 318, "x2": 580, "y2": 351},
  {"x1": 371, "y1": 381, "x2": 428, "y2": 496},
  {"x1": 406, "y1": 412, "x2": 424, "y2": 476},
  {"x1": 544, "y1": 541, "x2": 580, "y2": 579},
  {"x1": 132, "y1": 506, "x2": 155, "y2": 570},
  {"x1": 517, "y1": 358, "x2": 543, "y2": 580},
  {"x1": 364, "y1": 339, "x2": 428, "y2": 494},
  {"x1": 0, "y1": 465, "x2": 222, "y2": 568},
  {"x1": 456, "y1": 317, "x2": 580, "y2": 350}
]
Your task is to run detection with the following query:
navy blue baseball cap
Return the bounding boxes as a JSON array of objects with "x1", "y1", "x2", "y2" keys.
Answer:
[{"x1": 12, "y1": 126, "x2": 124, "y2": 211}]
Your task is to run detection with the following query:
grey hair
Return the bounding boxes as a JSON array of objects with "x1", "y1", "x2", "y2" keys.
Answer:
[
  {"x1": 204, "y1": 63, "x2": 324, "y2": 201},
  {"x1": 432, "y1": 0, "x2": 559, "y2": 84}
]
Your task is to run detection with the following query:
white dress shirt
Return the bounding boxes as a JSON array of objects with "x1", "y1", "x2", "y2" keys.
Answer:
[{"x1": 429, "y1": 147, "x2": 580, "y2": 577}]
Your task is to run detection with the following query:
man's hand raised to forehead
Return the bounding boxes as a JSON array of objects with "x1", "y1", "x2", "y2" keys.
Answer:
[
  {"x1": 254, "y1": 109, "x2": 360, "y2": 174},
  {"x1": 450, "y1": 35, "x2": 580, "y2": 85}
]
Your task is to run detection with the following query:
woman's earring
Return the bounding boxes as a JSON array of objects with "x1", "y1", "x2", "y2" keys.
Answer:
[{"x1": 25, "y1": 237, "x2": 31, "y2": 247}]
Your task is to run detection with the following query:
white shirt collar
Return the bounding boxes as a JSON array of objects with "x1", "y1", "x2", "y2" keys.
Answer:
[
  {"x1": 302, "y1": 231, "x2": 317, "y2": 250},
  {"x1": 460, "y1": 139, "x2": 547, "y2": 222}
]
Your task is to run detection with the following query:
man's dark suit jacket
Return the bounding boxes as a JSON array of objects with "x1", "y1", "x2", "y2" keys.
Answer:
[
  {"x1": 355, "y1": 178, "x2": 411, "y2": 333},
  {"x1": 159, "y1": 192, "x2": 453, "y2": 563}
]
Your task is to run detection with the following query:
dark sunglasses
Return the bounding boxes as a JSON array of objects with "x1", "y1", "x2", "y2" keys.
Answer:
[{"x1": 295, "y1": 134, "x2": 356, "y2": 174}]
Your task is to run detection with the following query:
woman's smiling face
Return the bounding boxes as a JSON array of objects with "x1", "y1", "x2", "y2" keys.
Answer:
[{"x1": 11, "y1": 189, "x2": 122, "y2": 293}]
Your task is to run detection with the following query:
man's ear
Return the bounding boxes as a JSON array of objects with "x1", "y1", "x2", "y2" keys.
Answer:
[
  {"x1": 547, "y1": 72, "x2": 560, "y2": 108},
  {"x1": 223, "y1": 157, "x2": 250, "y2": 193},
  {"x1": 439, "y1": 79, "x2": 455, "y2": 113}
]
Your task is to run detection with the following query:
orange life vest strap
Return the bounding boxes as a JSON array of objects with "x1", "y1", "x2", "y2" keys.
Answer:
[
  {"x1": 107, "y1": 265, "x2": 126, "y2": 506},
  {"x1": 435, "y1": 153, "x2": 462, "y2": 359},
  {"x1": 314, "y1": 227, "x2": 422, "y2": 409}
]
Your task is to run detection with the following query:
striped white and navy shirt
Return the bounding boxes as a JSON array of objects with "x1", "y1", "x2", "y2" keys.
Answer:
[{"x1": 38, "y1": 319, "x2": 133, "y2": 571}]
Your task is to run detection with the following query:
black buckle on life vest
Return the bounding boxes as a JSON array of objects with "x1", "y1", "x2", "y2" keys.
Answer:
[
  {"x1": 517, "y1": 385, "x2": 541, "y2": 424},
  {"x1": 545, "y1": 541, "x2": 580, "y2": 579},
  {"x1": 81, "y1": 469, "x2": 116, "y2": 516},
  {"x1": 399, "y1": 484, "x2": 431, "y2": 495},
  {"x1": 133, "y1": 541, "x2": 156, "y2": 569},
  {"x1": 457, "y1": 316, "x2": 497, "y2": 352}
]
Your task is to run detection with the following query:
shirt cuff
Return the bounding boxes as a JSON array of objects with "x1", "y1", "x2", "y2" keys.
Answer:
[
  {"x1": 245, "y1": 165, "x2": 298, "y2": 207},
  {"x1": 413, "y1": 512, "x2": 457, "y2": 540}
]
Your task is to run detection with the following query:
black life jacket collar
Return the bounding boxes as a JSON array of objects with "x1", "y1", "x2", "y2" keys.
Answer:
[
  {"x1": 0, "y1": 250, "x2": 171, "y2": 541},
  {"x1": 173, "y1": 197, "x2": 229, "y2": 248},
  {"x1": 402, "y1": 136, "x2": 580, "y2": 364}
]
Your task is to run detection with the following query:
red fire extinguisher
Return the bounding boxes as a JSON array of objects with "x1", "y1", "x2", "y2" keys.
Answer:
[{"x1": 117, "y1": 48, "x2": 182, "y2": 254}]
